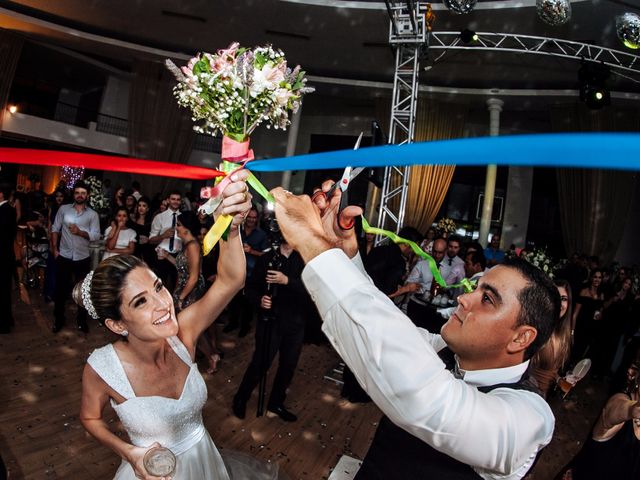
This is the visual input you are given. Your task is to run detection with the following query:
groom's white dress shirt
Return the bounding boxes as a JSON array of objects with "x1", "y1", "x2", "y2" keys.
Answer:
[{"x1": 302, "y1": 249, "x2": 554, "y2": 480}]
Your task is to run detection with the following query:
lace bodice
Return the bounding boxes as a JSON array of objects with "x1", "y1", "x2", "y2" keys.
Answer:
[{"x1": 87, "y1": 336, "x2": 207, "y2": 455}]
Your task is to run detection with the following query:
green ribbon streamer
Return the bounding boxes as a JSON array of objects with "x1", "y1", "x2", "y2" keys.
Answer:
[
  {"x1": 216, "y1": 161, "x2": 274, "y2": 240},
  {"x1": 361, "y1": 217, "x2": 476, "y2": 294}
]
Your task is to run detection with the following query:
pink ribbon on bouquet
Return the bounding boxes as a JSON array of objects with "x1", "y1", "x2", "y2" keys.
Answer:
[{"x1": 200, "y1": 137, "x2": 254, "y2": 200}]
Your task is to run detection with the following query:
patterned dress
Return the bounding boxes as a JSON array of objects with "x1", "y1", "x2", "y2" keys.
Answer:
[{"x1": 173, "y1": 239, "x2": 206, "y2": 311}]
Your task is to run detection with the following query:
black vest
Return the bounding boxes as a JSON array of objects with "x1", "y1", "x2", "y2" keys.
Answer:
[{"x1": 354, "y1": 348, "x2": 542, "y2": 480}]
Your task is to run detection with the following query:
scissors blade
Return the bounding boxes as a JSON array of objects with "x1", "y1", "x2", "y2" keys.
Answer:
[{"x1": 353, "y1": 131, "x2": 364, "y2": 150}]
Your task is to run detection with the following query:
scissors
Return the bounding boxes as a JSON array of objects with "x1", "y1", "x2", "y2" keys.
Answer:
[{"x1": 311, "y1": 132, "x2": 365, "y2": 230}]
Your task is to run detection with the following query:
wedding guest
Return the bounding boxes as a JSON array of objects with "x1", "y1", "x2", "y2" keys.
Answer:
[
  {"x1": 420, "y1": 226, "x2": 436, "y2": 253},
  {"x1": 443, "y1": 235, "x2": 466, "y2": 298},
  {"x1": 159, "y1": 211, "x2": 220, "y2": 374},
  {"x1": 130, "y1": 181, "x2": 142, "y2": 201},
  {"x1": 77, "y1": 172, "x2": 278, "y2": 479},
  {"x1": 103, "y1": 207, "x2": 137, "y2": 261},
  {"x1": 557, "y1": 353, "x2": 640, "y2": 479},
  {"x1": 464, "y1": 250, "x2": 486, "y2": 283},
  {"x1": 102, "y1": 178, "x2": 113, "y2": 202},
  {"x1": 51, "y1": 180, "x2": 100, "y2": 333},
  {"x1": 405, "y1": 238, "x2": 448, "y2": 332},
  {"x1": 130, "y1": 196, "x2": 153, "y2": 264},
  {"x1": 43, "y1": 189, "x2": 66, "y2": 302},
  {"x1": 0, "y1": 182, "x2": 17, "y2": 334},
  {"x1": 272, "y1": 186, "x2": 558, "y2": 480},
  {"x1": 149, "y1": 191, "x2": 182, "y2": 292},
  {"x1": 232, "y1": 236, "x2": 307, "y2": 422},
  {"x1": 572, "y1": 269, "x2": 605, "y2": 362},
  {"x1": 112, "y1": 185, "x2": 126, "y2": 213},
  {"x1": 365, "y1": 226, "x2": 422, "y2": 298},
  {"x1": 594, "y1": 276, "x2": 634, "y2": 376},
  {"x1": 223, "y1": 207, "x2": 267, "y2": 337},
  {"x1": 484, "y1": 232, "x2": 505, "y2": 267},
  {"x1": 531, "y1": 279, "x2": 573, "y2": 397},
  {"x1": 359, "y1": 231, "x2": 375, "y2": 258},
  {"x1": 124, "y1": 192, "x2": 137, "y2": 219}
]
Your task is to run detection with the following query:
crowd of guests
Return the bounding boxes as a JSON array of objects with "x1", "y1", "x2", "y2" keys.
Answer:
[{"x1": 1, "y1": 175, "x2": 639, "y2": 477}]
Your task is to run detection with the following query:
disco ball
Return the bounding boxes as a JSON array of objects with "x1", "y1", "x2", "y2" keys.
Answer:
[
  {"x1": 536, "y1": 0, "x2": 571, "y2": 27},
  {"x1": 616, "y1": 12, "x2": 640, "y2": 50},
  {"x1": 443, "y1": 0, "x2": 478, "y2": 15}
]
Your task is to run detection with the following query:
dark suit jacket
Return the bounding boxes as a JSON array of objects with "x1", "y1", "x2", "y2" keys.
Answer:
[{"x1": 0, "y1": 202, "x2": 17, "y2": 263}]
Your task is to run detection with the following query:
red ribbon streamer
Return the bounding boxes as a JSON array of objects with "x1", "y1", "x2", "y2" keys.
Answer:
[{"x1": 0, "y1": 148, "x2": 225, "y2": 180}]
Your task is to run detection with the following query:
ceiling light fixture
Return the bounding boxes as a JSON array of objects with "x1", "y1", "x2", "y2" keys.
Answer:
[
  {"x1": 459, "y1": 29, "x2": 478, "y2": 45},
  {"x1": 578, "y1": 61, "x2": 610, "y2": 110}
]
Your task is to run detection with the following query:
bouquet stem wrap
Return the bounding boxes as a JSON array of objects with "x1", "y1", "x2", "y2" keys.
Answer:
[
  {"x1": 201, "y1": 136, "x2": 275, "y2": 255},
  {"x1": 360, "y1": 217, "x2": 475, "y2": 294}
]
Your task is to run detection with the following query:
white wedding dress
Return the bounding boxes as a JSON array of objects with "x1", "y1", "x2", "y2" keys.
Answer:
[{"x1": 88, "y1": 336, "x2": 281, "y2": 479}]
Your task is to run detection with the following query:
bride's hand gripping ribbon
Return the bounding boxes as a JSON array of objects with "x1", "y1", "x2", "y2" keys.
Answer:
[{"x1": 200, "y1": 136, "x2": 275, "y2": 255}]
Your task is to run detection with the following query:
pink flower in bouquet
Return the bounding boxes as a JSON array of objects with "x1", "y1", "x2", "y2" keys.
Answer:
[
  {"x1": 181, "y1": 57, "x2": 199, "y2": 84},
  {"x1": 212, "y1": 42, "x2": 240, "y2": 72}
]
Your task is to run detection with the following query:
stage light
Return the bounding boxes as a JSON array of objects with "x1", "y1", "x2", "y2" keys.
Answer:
[
  {"x1": 8, "y1": 105, "x2": 17, "y2": 114},
  {"x1": 459, "y1": 29, "x2": 478, "y2": 44},
  {"x1": 578, "y1": 61, "x2": 610, "y2": 110}
]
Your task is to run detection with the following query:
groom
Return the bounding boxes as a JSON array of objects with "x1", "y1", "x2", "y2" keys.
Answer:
[{"x1": 271, "y1": 186, "x2": 559, "y2": 479}]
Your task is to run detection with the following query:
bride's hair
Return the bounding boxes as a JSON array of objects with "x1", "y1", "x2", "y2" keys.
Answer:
[{"x1": 73, "y1": 255, "x2": 146, "y2": 322}]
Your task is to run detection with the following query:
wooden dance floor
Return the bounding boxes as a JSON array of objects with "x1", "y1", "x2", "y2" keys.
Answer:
[{"x1": 0, "y1": 289, "x2": 607, "y2": 479}]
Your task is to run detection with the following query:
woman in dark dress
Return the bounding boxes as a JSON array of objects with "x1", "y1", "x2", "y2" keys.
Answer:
[
  {"x1": 571, "y1": 269, "x2": 605, "y2": 362},
  {"x1": 559, "y1": 354, "x2": 640, "y2": 479},
  {"x1": 130, "y1": 196, "x2": 152, "y2": 264}
]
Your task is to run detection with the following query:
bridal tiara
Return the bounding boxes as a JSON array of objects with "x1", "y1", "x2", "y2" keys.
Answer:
[{"x1": 81, "y1": 271, "x2": 99, "y2": 320}]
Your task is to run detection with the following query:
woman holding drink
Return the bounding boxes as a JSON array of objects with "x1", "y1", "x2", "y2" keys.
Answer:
[{"x1": 78, "y1": 171, "x2": 279, "y2": 479}]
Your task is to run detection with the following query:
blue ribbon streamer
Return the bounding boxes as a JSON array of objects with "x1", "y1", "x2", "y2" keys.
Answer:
[{"x1": 249, "y1": 133, "x2": 640, "y2": 172}]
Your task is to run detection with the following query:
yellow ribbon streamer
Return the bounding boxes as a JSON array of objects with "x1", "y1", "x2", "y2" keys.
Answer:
[{"x1": 201, "y1": 161, "x2": 275, "y2": 255}]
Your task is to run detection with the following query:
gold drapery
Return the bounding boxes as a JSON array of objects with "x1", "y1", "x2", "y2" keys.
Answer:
[
  {"x1": 552, "y1": 104, "x2": 639, "y2": 264},
  {"x1": 0, "y1": 29, "x2": 24, "y2": 132},
  {"x1": 405, "y1": 101, "x2": 467, "y2": 234}
]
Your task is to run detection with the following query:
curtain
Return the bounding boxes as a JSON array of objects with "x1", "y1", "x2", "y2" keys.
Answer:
[
  {"x1": 128, "y1": 60, "x2": 195, "y2": 196},
  {"x1": 0, "y1": 29, "x2": 24, "y2": 132},
  {"x1": 552, "y1": 104, "x2": 639, "y2": 263},
  {"x1": 405, "y1": 100, "x2": 466, "y2": 234}
]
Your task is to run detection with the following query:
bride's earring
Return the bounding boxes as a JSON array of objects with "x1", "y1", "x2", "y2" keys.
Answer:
[{"x1": 121, "y1": 330, "x2": 129, "y2": 337}]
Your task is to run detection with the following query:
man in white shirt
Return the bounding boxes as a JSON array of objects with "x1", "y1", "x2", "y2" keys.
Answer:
[
  {"x1": 270, "y1": 187, "x2": 558, "y2": 480},
  {"x1": 149, "y1": 190, "x2": 182, "y2": 291},
  {"x1": 51, "y1": 180, "x2": 100, "y2": 333}
]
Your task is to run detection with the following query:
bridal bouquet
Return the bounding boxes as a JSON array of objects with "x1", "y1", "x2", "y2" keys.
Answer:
[
  {"x1": 167, "y1": 43, "x2": 313, "y2": 141},
  {"x1": 167, "y1": 43, "x2": 314, "y2": 254}
]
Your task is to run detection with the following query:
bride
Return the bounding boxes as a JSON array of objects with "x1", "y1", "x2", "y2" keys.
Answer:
[{"x1": 77, "y1": 171, "x2": 277, "y2": 479}]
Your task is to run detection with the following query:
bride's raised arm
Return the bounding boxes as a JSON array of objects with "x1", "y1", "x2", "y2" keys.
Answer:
[{"x1": 177, "y1": 169, "x2": 252, "y2": 348}]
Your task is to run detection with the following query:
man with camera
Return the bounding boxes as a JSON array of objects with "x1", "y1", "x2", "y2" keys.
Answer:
[{"x1": 232, "y1": 234, "x2": 308, "y2": 422}]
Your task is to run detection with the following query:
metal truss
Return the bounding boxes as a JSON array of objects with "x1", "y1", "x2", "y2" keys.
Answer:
[
  {"x1": 429, "y1": 31, "x2": 640, "y2": 76},
  {"x1": 377, "y1": 1, "x2": 427, "y2": 235}
]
